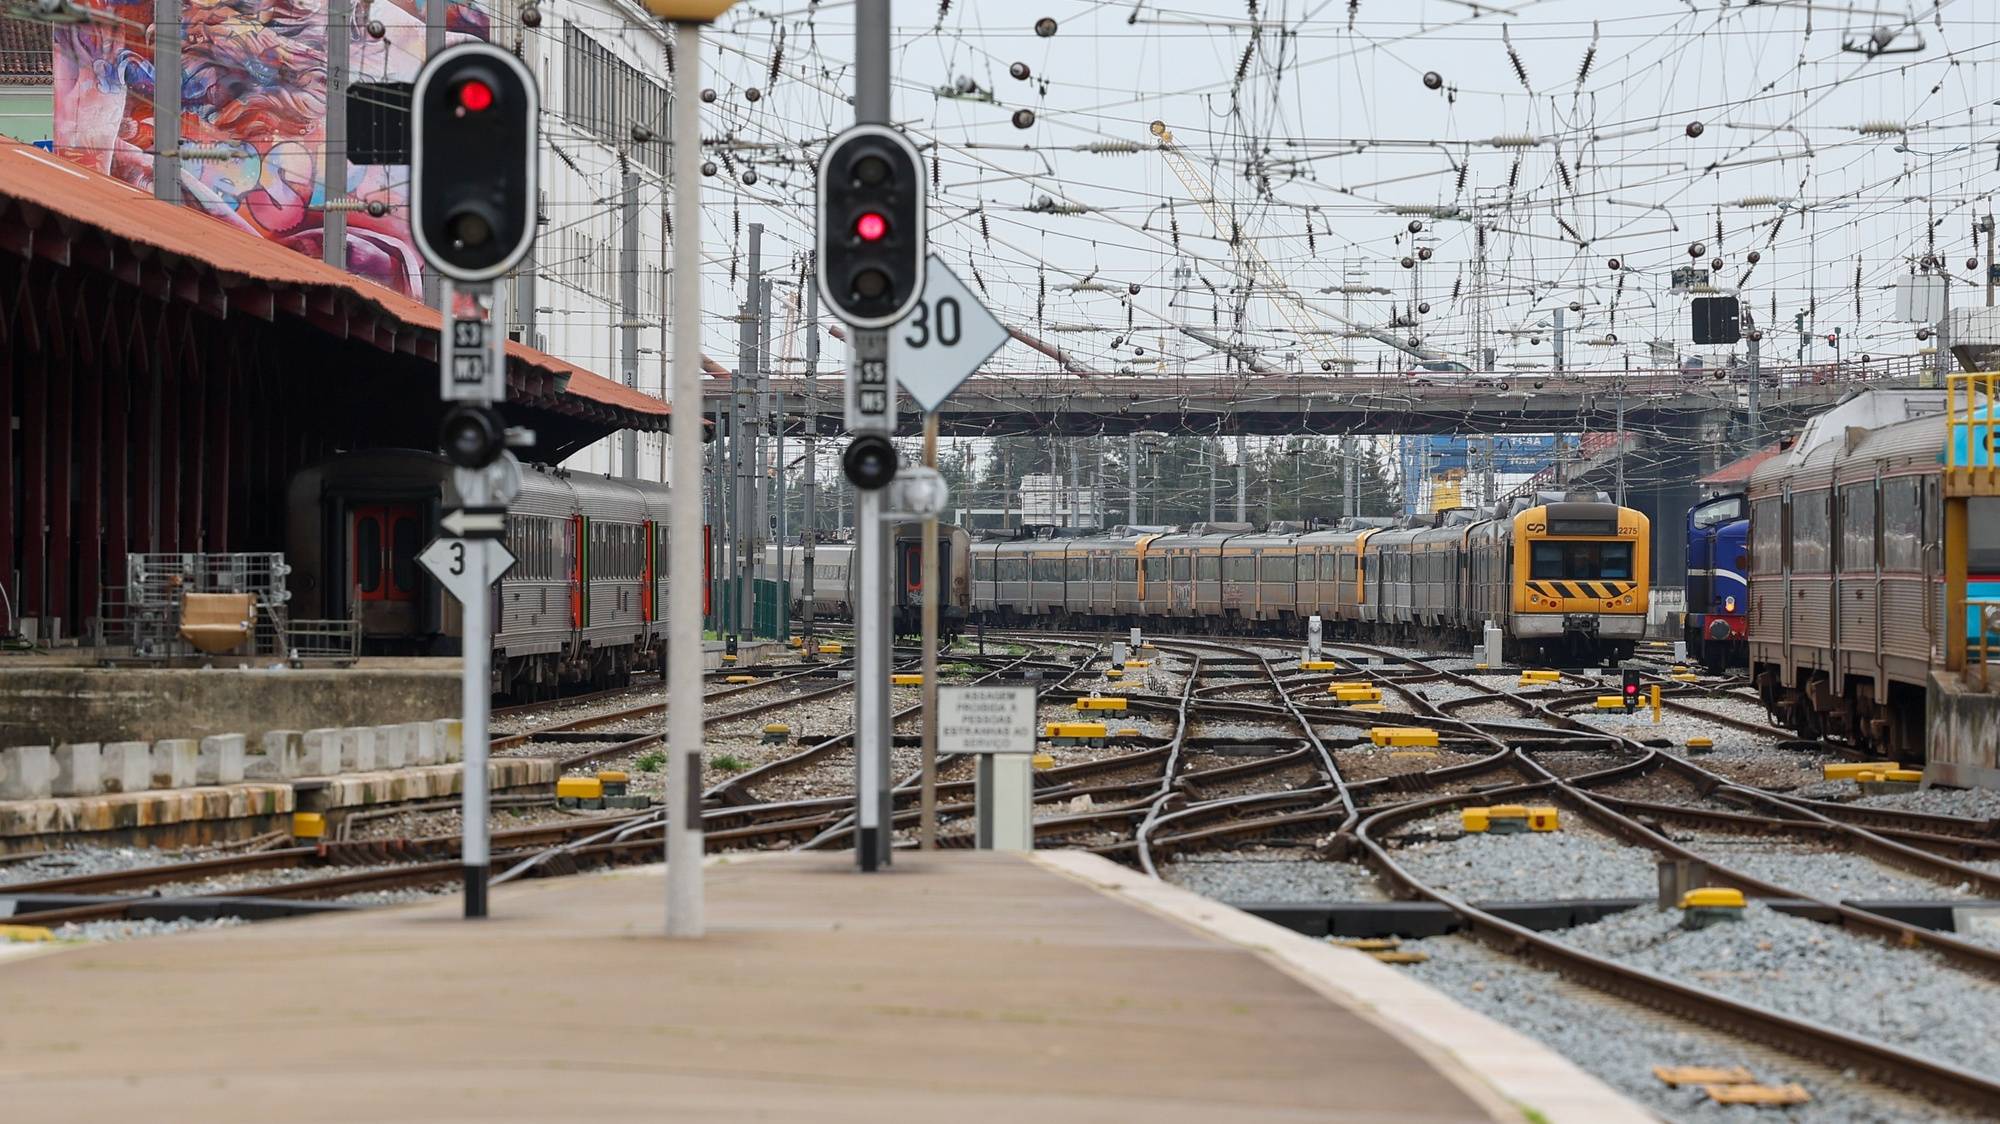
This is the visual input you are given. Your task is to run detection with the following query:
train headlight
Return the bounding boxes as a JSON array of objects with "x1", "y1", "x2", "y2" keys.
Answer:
[
  {"x1": 1623, "y1": 594, "x2": 1632, "y2": 604},
  {"x1": 1725, "y1": 596, "x2": 1736, "y2": 612}
]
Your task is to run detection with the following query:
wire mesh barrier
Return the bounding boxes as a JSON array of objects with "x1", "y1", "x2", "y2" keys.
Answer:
[{"x1": 95, "y1": 554, "x2": 359, "y2": 666}]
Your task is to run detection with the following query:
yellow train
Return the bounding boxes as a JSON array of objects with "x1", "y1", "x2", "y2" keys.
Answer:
[{"x1": 969, "y1": 492, "x2": 1650, "y2": 664}]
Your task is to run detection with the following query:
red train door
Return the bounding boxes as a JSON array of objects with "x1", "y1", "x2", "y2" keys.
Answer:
[
  {"x1": 351, "y1": 504, "x2": 421, "y2": 636},
  {"x1": 640, "y1": 520, "x2": 656, "y2": 623}
]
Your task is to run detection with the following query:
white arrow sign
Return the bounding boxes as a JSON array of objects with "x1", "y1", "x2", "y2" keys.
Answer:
[
  {"x1": 441, "y1": 508, "x2": 506, "y2": 538},
  {"x1": 419, "y1": 537, "x2": 517, "y2": 606},
  {"x1": 889, "y1": 256, "x2": 1012, "y2": 413}
]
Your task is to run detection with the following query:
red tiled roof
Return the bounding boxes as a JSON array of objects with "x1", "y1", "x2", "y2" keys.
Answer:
[
  {"x1": 1699, "y1": 445, "x2": 1782, "y2": 488},
  {"x1": 0, "y1": 136, "x2": 666, "y2": 424},
  {"x1": 0, "y1": 20, "x2": 53, "y2": 84}
]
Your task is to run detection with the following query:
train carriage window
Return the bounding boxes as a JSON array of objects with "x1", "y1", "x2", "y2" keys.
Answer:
[
  {"x1": 976, "y1": 556, "x2": 995, "y2": 581},
  {"x1": 1840, "y1": 485, "x2": 1877, "y2": 571},
  {"x1": 1750, "y1": 498, "x2": 1782, "y2": 570},
  {"x1": 1172, "y1": 555, "x2": 1191, "y2": 581},
  {"x1": 1882, "y1": 478, "x2": 1922, "y2": 571},
  {"x1": 1792, "y1": 491, "x2": 1830, "y2": 572},
  {"x1": 998, "y1": 557, "x2": 1025, "y2": 582},
  {"x1": 1144, "y1": 555, "x2": 1166, "y2": 579},
  {"x1": 1340, "y1": 554, "x2": 1356, "y2": 582},
  {"x1": 1093, "y1": 555, "x2": 1111, "y2": 582},
  {"x1": 1198, "y1": 555, "x2": 1219, "y2": 581},
  {"x1": 1118, "y1": 558, "x2": 1137, "y2": 581},
  {"x1": 1068, "y1": 556, "x2": 1087, "y2": 582},
  {"x1": 1530, "y1": 541, "x2": 1634, "y2": 580},
  {"x1": 1261, "y1": 555, "x2": 1295, "y2": 582},
  {"x1": 1033, "y1": 557, "x2": 1063, "y2": 582},
  {"x1": 1223, "y1": 555, "x2": 1255, "y2": 582}
]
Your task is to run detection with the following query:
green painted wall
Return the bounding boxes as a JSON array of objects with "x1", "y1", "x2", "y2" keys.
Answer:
[{"x1": 0, "y1": 88, "x2": 53, "y2": 145}]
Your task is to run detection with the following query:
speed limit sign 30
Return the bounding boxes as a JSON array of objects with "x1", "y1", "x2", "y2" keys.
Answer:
[{"x1": 888, "y1": 256, "x2": 1012, "y2": 412}]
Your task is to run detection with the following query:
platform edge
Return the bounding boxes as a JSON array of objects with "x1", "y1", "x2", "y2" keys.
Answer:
[{"x1": 1029, "y1": 851, "x2": 1658, "y2": 1124}]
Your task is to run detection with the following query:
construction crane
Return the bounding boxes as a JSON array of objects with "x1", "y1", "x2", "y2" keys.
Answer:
[{"x1": 1148, "y1": 120, "x2": 1437, "y2": 367}]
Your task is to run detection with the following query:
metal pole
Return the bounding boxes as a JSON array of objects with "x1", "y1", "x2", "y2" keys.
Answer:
[
  {"x1": 458, "y1": 462, "x2": 492, "y2": 917},
  {"x1": 757, "y1": 277, "x2": 773, "y2": 578},
  {"x1": 1552, "y1": 306, "x2": 1566, "y2": 374},
  {"x1": 1746, "y1": 313, "x2": 1762, "y2": 443},
  {"x1": 153, "y1": 0, "x2": 180, "y2": 203},
  {"x1": 1126, "y1": 433, "x2": 1138, "y2": 524},
  {"x1": 665, "y1": 20, "x2": 706, "y2": 937},
  {"x1": 1614, "y1": 378, "x2": 1626, "y2": 507},
  {"x1": 854, "y1": 0, "x2": 892, "y2": 871},
  {"x1": 1986, "y1": 215, "x2": 1995, "y2": 309},
  {"x1": 920, "y1": 412, "x2": 940, "y2": 848},
  {"x1": 1234, "y1": 433, "x2": 1247, "y2": 522},
  {"x1": 323, "y1": 0, "x2": 348, "y2": 267},
  {"x1": 620, "y1": 164, "x2": 641, "y2": 478},
  {"x1": 803, "y1": 280, "x2": 819, "y2": 644},
  {"x1": 735, "y1": 226, "x2": 761, "y2": 641}
]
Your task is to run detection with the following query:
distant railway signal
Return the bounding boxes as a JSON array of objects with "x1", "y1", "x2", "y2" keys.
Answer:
[
  {"x1": 816, "y1": 125, "x2": 926, "y2": 328},
  {"x1": 842, "y1": 433, "x2": 899, "y2": 491},
  {"x1": 411, "y1": 44, "x2": 539, "y2": 283},
  {"x1": 1622, "y1": 669, "x2": 1642, "y2": 711}
]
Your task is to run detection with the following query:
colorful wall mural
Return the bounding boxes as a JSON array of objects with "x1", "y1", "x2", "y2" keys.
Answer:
[{"x1": 51, "y1": 0, "x2": 487, "y2": 297}]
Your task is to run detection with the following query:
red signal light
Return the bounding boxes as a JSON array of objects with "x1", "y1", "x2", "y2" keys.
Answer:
[
  {"x1": 854, "y1": 212, "x2": 888, "y2": 242},
  {"x1": 458, "y1": 79, "x2": 495, "y2": 113}
]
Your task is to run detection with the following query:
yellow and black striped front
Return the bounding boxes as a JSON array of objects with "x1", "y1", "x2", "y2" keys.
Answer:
[{"x1": 1524, "y1": 579, "x2": 1643, "y2": 607}]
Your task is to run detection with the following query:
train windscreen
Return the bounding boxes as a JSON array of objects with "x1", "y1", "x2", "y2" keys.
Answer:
[{"x1": 1530, "y1": 541, "x2": 1635, "y2": 581}]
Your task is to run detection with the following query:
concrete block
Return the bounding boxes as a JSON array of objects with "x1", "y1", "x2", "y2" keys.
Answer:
[
  {"x1": 245, "y1": 730, "x2": 303, "y2": 780},
  {"x1": 376, "y1": 725, "x2": 410, "y2": 770},
  {"x1": 301, "y1": 729, "x2": 343, "y2": 777},
  {"x1": 197, "y1": 734, "x2": 247, "y2": 785},
  {"x1": 0, "y1": 746, "x2": 54, "y2": 801},
  {"x1": 433, "y1": 719, "x2": 463, "y2": 764},
  {"x1": 101, "y1": 742, "x2": 151, "y2": 794},
  {"x1": 52, "y1": 742, "x2": 104, "y2": 797},
  {"x1": 410, "y1": 722, "x2": 440, "y2": 766},
  {"x1": 341, "y1": 727, "x2": 377, "y2": 772},
  {"x1": 150, "y1": 739, "x2": 199, "y2": 789}
]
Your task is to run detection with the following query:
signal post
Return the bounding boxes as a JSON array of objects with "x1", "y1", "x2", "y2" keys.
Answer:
[{"x1": 408, "y1": 44, "x2": 540, "y2": 917}]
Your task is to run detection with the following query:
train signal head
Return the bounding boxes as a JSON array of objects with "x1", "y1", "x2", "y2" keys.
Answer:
[
  {"x1": 816, "y1": 125, "x2": 926, "y2": 328},
  {"x1": 1621, "y1": 669, "x2": 1641, "y2": 710},
  {"x1": 842, "y1": 434, "x2": 899, "y2": 491},
  {"x1": 440, "y1": 404, "x2": 507, "y2": 469},
  {"x1": 412, "y1": 44, "x2": 538, "y2": 283}
]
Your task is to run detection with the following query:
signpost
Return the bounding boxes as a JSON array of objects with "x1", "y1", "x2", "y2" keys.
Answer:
[
  {"x1": 889, "y1": 257, "x2": 1012, "y2": 412},
  {"x1": 939, "y1": 685, "x2": 1037, "y2": 850},
  {"x1": 410, "y1": 42, "x2": 538, "y2": 918}
]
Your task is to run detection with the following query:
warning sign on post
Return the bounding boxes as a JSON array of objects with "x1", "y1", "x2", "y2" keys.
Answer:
[{"x1": 938, "y1": 685, "x2": 1037, "y2": 755}]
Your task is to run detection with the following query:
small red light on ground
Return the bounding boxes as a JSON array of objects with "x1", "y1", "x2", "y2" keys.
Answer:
[
  {"x1": 855, "y1": 212, "x2": 888, "y2": 242},
  {"x1": 458, "y1": 79, "x2": 495, "y2": 112}
]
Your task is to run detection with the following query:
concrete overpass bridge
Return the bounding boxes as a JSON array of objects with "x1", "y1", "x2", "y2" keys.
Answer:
[{"x1": 707, "y1": 362, "x2": 1930, "y2": 439}]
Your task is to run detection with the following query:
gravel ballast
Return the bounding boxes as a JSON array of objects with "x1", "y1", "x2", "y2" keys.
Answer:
[
  {"x1": 1391, "y1": 817, "x2": 1659, "y2": 900},
  {"x1": 1403, "y1": 932, "x2": 1963, "y2": 1123},
  {"x1": 1163, "y1": 851, "x2": 1387, "y2": 901}
]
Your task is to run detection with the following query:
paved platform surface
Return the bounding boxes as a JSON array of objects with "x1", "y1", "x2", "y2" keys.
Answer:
[{"x1": 0, "y1": 852, "x2": 1639, "y2": 1122}]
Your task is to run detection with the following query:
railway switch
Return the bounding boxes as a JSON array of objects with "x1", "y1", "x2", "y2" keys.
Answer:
[
  {"x1": 761, "y1": 723, "x2": 792, "y2": 744},
  {"x1": 1484, "y1": 805, "x2": 1530, "y2": 834},
  {"x1": 1526, "y1": 806, "x2": 1561, "y2": 832},
  {"x1": 1370, "y1": 727, "x2": 1439, "y2": 748},
  {"x1": 1076, "y1": 697, "x2": 1129, "y2": 712}
]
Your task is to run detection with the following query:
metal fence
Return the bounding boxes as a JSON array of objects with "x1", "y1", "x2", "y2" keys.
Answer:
[{"x1": 96, "y1": 553, "x2": 360, "y2": 665}]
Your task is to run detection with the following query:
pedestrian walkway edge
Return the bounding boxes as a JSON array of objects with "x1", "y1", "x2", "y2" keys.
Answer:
[{"x1": 1030, "y1": 851, "x2": 1655, "y2": 1124}]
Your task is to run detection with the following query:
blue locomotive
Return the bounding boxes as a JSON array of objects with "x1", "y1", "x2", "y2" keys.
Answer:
[{"x1": 1685, "y1": 492, "x2": 1749, "y2": 668}]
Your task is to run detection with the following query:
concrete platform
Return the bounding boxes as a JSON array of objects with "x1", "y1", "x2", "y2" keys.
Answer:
[{"x1": 0, "y1": 851, "x2": 1642, "y2": 1122}]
